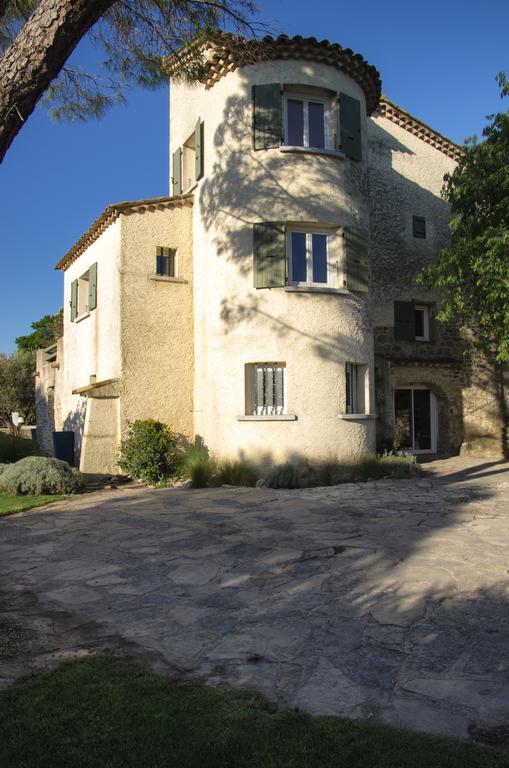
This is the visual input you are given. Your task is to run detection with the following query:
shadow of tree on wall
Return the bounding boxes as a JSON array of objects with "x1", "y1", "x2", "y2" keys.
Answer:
[{"x1": 62, "y1": 400, "x2": 87, "y2": 467}]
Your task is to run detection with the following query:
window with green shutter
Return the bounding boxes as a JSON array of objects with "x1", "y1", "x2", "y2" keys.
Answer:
[
  {"x1": 172, "y1": 146, "x2": 182, "y2": 195},
  {"x1": 394, "y1": 301, "x2": 416, "y2": 341},
  {"x1": 194, "y1": 118, "x2": 204, "y2": 181},
  {"x1": 339, "y1": 93, "x2": 362, "y2": 161},
  {"x1": 344, "y1": 227, "x2": 369, "y2": 292},
  {"x1": 70, "y1": 279, "x2": 78, "y2": 322},
  {"x1": 253, "y1": 84, "x2": 282, "y2": 150},
  {"x1": 88, "y1": 262, "x2": 97, "y2": 311},
  {"x1": 253, "y1": 222, "x2": 287, "y2": 288}
]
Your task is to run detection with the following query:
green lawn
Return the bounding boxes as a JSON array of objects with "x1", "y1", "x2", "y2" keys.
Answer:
[
  {"x1": 0, "y1": 492, "x2": 64, "y2": 517},
  {"x1": 0, "y1": 656, "x2": 506, "y2": 768}
]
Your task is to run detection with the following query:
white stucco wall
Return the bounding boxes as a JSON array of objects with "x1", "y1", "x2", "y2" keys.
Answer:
[
  {"x1": 60, "y1": 219, "x2": 122, "y2": 461},
  {"x1": 171, "y1": 61, "x2": 376, "y2": 462}
]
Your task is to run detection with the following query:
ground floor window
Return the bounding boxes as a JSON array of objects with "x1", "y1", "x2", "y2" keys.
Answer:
[
  {"x1": 345, "y1": 363, "x2": 368, "y2": 414},
  {"x1": 246, "y1": 363, "x2": 286, "y2": 415},
  {"x1": 393, "y1": 387, "x2": 437, "y2": 452}
]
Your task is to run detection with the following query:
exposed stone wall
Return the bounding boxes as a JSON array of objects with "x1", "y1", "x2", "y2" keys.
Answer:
[{"x1": 368, "y1": 114, "x2": 504, "y2": 457}]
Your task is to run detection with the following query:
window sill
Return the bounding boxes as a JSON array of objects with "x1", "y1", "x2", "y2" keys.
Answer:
[
  {"x1": 338, "y1": 413, "x2": 377, "y2": 420},
  {"x1": 285, "y1": 285, "x2": 349, "y2": 295},
  {"x1": 149, "y1": 275, "x2": 188, "y2": 284},
  {"x1": 280, "y1": 146, "x2": 346, "y2": 159},
  {"x1": 75, "y1": 311, "x2": 90, "y2": 323},
  {"x1": 237, "y1": 414, "x2": 297, "y2": 421}
]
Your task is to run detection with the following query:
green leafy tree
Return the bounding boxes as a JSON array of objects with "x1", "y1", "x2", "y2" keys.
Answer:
[
  {"x1": 16, "y1": 308, "x2": 63, "y2": 351},
  {"x1": 0, "y1": 0, "x2": 259, "y2": 163},
  {"x1": 0, "y1": 350, "x2": 35, "y2": 434},
  {"x1": 417, "y1": 73, "x2": 509, "y2": 362}
]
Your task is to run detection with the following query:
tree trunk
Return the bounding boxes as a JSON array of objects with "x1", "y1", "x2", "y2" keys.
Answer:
[{"x1": 0, "y1": 0, "x2": 116, "y2": 163}]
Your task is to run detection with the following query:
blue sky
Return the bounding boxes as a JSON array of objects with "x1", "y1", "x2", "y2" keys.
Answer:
[{"x1": 0, "y1": 0, "x2": 507, "y2": 351}]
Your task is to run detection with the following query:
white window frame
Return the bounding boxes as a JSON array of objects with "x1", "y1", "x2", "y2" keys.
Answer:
[
  {"x1": 283, "y1": 92, "x2": 332, "y2": 149},
  {"x1": 414, "y1": 304, "x2": 430, "y2": 341},
  {"x1": 345, "y1": 363, "x2": 368, "y2": 415},
  {"x1": 287, "y1": 228, "x2": 333, "y2": 287},
  {"x1": 247, "y1": 363, "x2": 287, "y2": 416}
]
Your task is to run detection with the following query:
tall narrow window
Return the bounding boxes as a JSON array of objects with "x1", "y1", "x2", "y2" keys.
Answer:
[
  {"x1": 345, "y1": 363, "x2": 367, "y2": 414},
  {"x1": 247, "y1": 363, "x2": 286, "y2": 416},
  {"x1": 288, "y1": 230, "x2": 330, "y2": 285}
]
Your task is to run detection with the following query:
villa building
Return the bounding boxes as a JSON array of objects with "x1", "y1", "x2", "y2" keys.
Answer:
[{"x1": 36, "y1": 34, "x2": 506, "y2": 473}]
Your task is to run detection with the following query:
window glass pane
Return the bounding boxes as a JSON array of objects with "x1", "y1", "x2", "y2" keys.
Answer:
[
  {"x1": 287, "y1": 99, "x2": 304, "y2": 146},
  {"x1": 413, "y1": 389, "x2": 432, "y2": 450},
  {"x1": 394, "y1": 389, "x2": 412, "y2": 449},
  {"x1": 291, "y1": 232, "x2": 307, "y2": 282},
  {"x1": 312, "y1": 234, "x2": 328, "y2": 283},
  {"x1": 415, "y1": 309, "x2": 425, "y2": 338},
  {"x1": 308, "y1": 102, "x2": 325, "y2": 148}
]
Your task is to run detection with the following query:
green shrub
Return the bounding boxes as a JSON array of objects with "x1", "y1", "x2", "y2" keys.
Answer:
[
  {"x1": 0, "y1": 456, "x2": 83, "y2": 495},
  {"x1": 118, "y1": 419, "x2": 182, "y2": 485},
  {"x1": 0, "y1": 433, "x2": 40, "y2": 463}
]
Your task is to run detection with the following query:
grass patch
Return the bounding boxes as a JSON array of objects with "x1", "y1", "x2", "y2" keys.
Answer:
[
  {"x1": 263, "y1": 453, "x2": 419, "y2": 489},
  {"x1": 0, "y1": 655, "x2": 505, "y2": 767},
  {"x1": 0, "y1": 492, "x2": 64, "y2": 517},
  {"x1": 180, "y1": 448, "x2": 256, "y2": 488},
  {"x1": 0, "y1": 432, "x2": 40, "y2": 463}
]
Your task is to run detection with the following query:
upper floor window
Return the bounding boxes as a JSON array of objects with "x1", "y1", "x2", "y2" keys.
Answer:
[
  {"x1": 394, "y1": 301, "x2": 434, "y2": 342},
  {"x1": 172, "y1": 117, "x2": 203, "y2": 196},
  {"x1": 70, "y1": 263, "x2": 97, "y2": 322},
  {"x1": 252, "y1": 222, "x2": 368, "y2": 293},
  {"x1": 253, "y1": 84, "x2": 362, "y2": 161},
  {"x1": 284, "y1": 94, "x2": 329, "y2": 149},
  {"x1": 156, "y1": 247, "x2": 176, "y2": 278},
  {"x1": 413, "y1": 216, "x2": 426, "y2": 238},
  {"x1": 288, "y1": 229, "x2": 330, "y2": 285}
]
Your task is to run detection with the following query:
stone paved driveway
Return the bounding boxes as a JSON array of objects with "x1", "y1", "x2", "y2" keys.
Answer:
[{"x1": 1, "y1": 458, "x2": 508, "y2": 739}]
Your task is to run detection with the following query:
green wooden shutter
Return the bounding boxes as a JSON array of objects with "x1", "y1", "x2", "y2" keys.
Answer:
[
  {"x1": 253, "y1": 222, "x2": 286, "y2": 288},
  {"x1": 394, "y1": 301, "x2": 415, "y2": 341},
  {"x1": 344, "y1": 227, "x2": 369, "y2": 293},
  {"x1": 70, "y1": 279, "x2": 78, "y2": 322},
  {"x1": 88, "y1": 262, "x2": 97, "y2": 311},
  {"x1": 428, "y1": 304, "x2": 436, "y2": 342},
  {"x1": 339, "y1": 93, "x2": 362, "y2": 161},
  {"x1": 195, "y1": 118, "x2": 203, "y2": 181},
  {"x1": 253, "y1": 84, "x2": 282, "y2": 150},
  {"x1": 172, "y1": 147, "x2": 182, "y2": 195}
]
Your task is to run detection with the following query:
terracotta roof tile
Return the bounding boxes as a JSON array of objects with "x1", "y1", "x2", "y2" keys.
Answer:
[
  {"x1": 55, "y1": 194, "x2": 193, "y2": 271},
  {"x1": 167, "y1": 32, "x2": 382, "y2": 115},
  {"x1": 376, "y1": 97, "x2": 464, "y2": 161}
]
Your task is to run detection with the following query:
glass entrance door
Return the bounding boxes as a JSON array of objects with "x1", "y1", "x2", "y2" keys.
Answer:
[{"x1": 394, "y1": 388, "x2": 435, "y2": 453}]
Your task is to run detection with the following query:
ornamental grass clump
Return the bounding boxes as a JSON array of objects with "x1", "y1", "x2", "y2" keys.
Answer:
[
  {"x1": 118, "y1": 419, "x2": 183, "y2": 485},
  {"x1": 0, "y1": 456, "x2": 83, "y2": 495}
]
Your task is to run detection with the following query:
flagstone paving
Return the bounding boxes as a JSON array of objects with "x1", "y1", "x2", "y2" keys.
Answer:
[{"x1": 0, "y1": 457, "x2": 508, "y2": 740}]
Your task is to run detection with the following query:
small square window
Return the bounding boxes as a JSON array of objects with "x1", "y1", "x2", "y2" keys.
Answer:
[
  {"x1": 413, "y1": 216, "x2": 426, "y2": 239},
  {"x1": 156, "y1": 247, "x2": 176, "y2": 277},
  {"x1": 414, "y1": 304, "x2": 430, "y2": 341},
  {"x1": 345, "y1": 363, "x2": 367, "y2": 414},
  {"x1": 246, "y1": 363, "x2": 286, "y2": 416}
]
